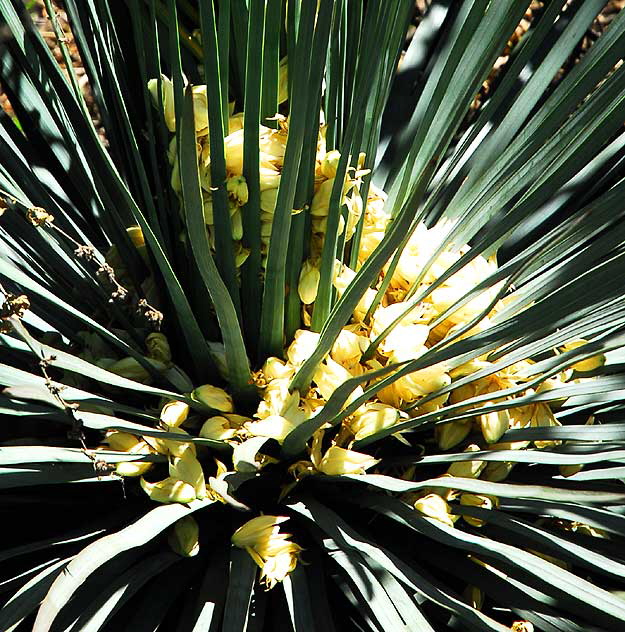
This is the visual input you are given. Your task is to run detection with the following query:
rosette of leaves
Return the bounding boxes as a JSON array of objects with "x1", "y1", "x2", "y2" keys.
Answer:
[{"x1": 2, "y1": 1, "x2": 625, "y2": 631}]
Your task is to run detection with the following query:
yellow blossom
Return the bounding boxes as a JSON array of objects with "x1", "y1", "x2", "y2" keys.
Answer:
[
  {"x1": 231, "y1": 515, "x2": 302, "y2": 589},
  {"x1": 313, "y1": 357, "x2": 363, "y2": 404},
  {"x1": 316, "y1": 446, "x2": 379, "y2": 476},
  {"x1": 436, "y1": 420, "x2": 472, "y2": 450},
  {"x1": 262, "y1": 357, "x2": 296, "y2": 381},
  {"x1": 298, "y1": 260, "x2": 320, "y2": 305},
  {"x1": 477, "y1": 404, "x2": 511, "y2": 443},
  {"x1": 460, "y1": 493, "x2": 498, "y2": 527},
  {"x1": 348, "y1": 402, "x2": 400, "y2": 441},
  {"x1": 169, "y1": 449, "x2": 207, "y2": 499},
  {"x1": 140, "y1": 476, "x2": 196, "y2": 504},
  {"x1": 191, "y1": 384, "x2": 234, "y2": 413},
  {"x1": 286, "y1": 329, "x2": 321, "y2": 367},
  {"x1": 414, "y1": 493, "x2": 456, "y2": 528},
  {"x1": 244, "y1": 415, "x2": 296, "y2": 443},
  {"x1": 331, "y1": 329, "x2": 368, "y2": 369},
  {"x1": 560, "y1": 339, "x2": 606, "y2": 372},
  {"x1": 199, "y1": 416, "x2": 238, "y2": 441},
  {"x1": 160, "y1": 400, "x2": 190, "y2": 428},
  {"x1": 447, "y1": 444, "x2": 486, "y2": 479}
]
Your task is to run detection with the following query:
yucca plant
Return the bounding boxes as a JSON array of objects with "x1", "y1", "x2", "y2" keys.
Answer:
[{"x1": 2, "y1": 0, "x2": 625, "y2": 629}]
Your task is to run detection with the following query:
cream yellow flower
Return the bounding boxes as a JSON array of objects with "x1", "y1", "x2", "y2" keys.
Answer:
[
  {"x1": 103, "y1": 431, "x2": 156, "y2": 477},
  {"x1": 147, "y1": 75, "x2": 175, "y2": 132},
  {"x1": 160, "y1": 400, "x2": 190, "y2": 428},
  {"x1": 256, "y1": 378, "x2": 300, "y2": 419},
  {"x1": 199, "y1": 416, "x2": 238, "y2": 441},
  {"x1": 348, "y1": 402, "x2": 400, "y2": 441},
  {"x1": 298, "y1": 260, "x2": 320, "y2": 305},
  {"x1": 331, "y1": 328, "x2": 368, "y2": 370},
  {"x1": 286, "y1": 329, "x2": 321, "y2": 367},
  {"x1": 313, "y1": 357, "x2": 363, "y2": 404},
  {"x1": 140, "y1": 476, "x2": 197, "y2": 504},
  {"x1": 560, "y1": 339, "x2": 605, "y2": 372},
  {"x1": 244, "y1": 415, "x2": 296, "y2": 443},
  {"x1": 169, "y1": 449, "x2": 207, "y2": 499},
  {"x1": 231, "y1": 516, "x2": 301, "y2": 589},
  {"x1": 332, "y1": 262, "x2": 377, "y2": 321},
  {"x1": 477, "y1": 404, "x2": 511, "y2": 444},
  {"x1": 460, "y1": 493, "x2": 498, "y2": 527},
  {"x1": 191, "y1": 384, "x2": 234, "y2": 413},
  {"x1": 414, "y1": 493, "x2": 456, "y2": 528},
  {"x1": 316, "y1": 446, "x2": 379, "y2": 476},
  {"x1": 446, "y1": 444, "x2": 486, "y2": 479},
  {"x1": 435, "y1": 420, "x2": 472, "y2": 450},
  {"x1": 262, "y1": 357, "x2": 296, "y2": 381}
]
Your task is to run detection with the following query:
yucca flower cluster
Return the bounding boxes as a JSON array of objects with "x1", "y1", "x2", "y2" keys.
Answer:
[
  {"x1": 4, "y1": 2, "x2": 625, "y2": 629},
  {"x1": 96, "y1": 77, "x2": 607, "y2": 590}
]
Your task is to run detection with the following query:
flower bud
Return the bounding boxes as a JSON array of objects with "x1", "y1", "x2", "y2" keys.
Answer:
[
  {"x1": 317, "y1": 446, "x2": 379, "y2": 476},
  {"x1": 227, "y1": 175, "x2": 248, "y2": 205},
  {"x1": 140, "y1": 476, "x2": 196, "y2": 504},
  {"x1": 199, "y1": 416, "x2": 238, "y2": 441},
  {"x1": 561, "y1": 339, "x2": 605, "y2": 372},
  {"x1": 153, "y1": 426, "x2": 197, "y2": 458},
  {"x1": 192, "y1": 384, "x2": 234, "y2": 413},
  {"x1": 460, "y1": 493, "x2": 498, "y2": 527},
  {"x1": 462, "y1": 585, "x2": 484, "y2": 610},
  {"x1": 169, "y1": 450, "x2": 206, "y2": 499},
  {"x1": 349, "y1": 403, "x2": 400, "y2": 441},
  {"x1": 436, "y1": 420, "x2": 472, "y2": 450},
  {"x1": 115, "y1": 459, "x2": 153, "y2": 477},
  {"x1": 104, "y1": 431, "x2": 143, "y2": 452},
  {"x1": 477, "y1": 405, "x2": 510, "y2": 443},
  {"x1": 447, "y1": 444, "x2": 486, "y2": 479},
  {"x1": 160, "y1": 400, "x2": 190, "y2": 428},
  {"x1": 559, "y1": 464, "x2": 583, "y2": 477},
  {"x1": 286, "y1": 330, "x2": 321, "y2": 367},
  {"x1": 146, "y1": 333, "x2": 172, "y2": 364},
  {"x1": 320, "y1": 150, "x2": 340, "y2": 179},
  {"x1": 481, "y1": 460, "x2": 514, "y2": 482},
  {"x1": 414, "y1": 494, "x2": 456, "y2": 528},
  {"x1": 298, "y1": 260, "x2": 320, "y2": 305},
  {"x1": 262, "y1": 357, "x2": 295, "y2": 381},
  {"x1": 147, "y1": 75, "x2": 175, "y2": 132},
  {"x1": 331, "y1": 329, "x2": 367, "y2": 369},
  {"x1": 531, "y1": 403, "x2": 561, "y2": 449},
  {"x1": 168, "y1": 516, "x2": 200, "y2": 557},
  {"x1": 109, "y1": 357, "x2": 166, "y2": 384}
]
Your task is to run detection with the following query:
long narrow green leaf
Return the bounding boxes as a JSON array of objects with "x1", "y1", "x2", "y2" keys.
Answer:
[
  {"x1": 259, "y1": 0, "x2": 322, "y2": 358},
  {"x1": 240, "y1": 0, "x2": 266, "y2": 354},
  {"x1": 32, "y1": 500, "x2": 215, "y2": 632},
  {"x1": 178, "y1": 87, "x2": 253, "y2": 402},
  {"x1": 199, "y1": 0, "x2": 242, "y2": 319},
  {"x1": 222, "y1": 546, "x2": 257, "y2": 632}
]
